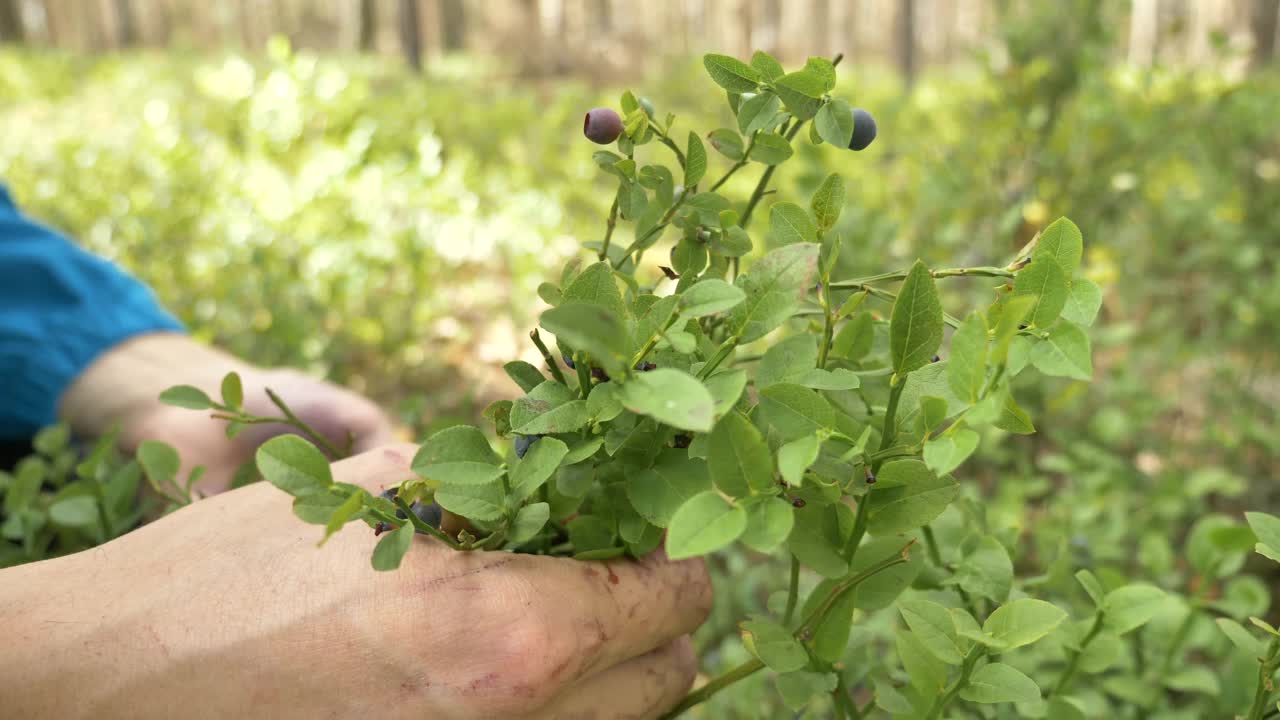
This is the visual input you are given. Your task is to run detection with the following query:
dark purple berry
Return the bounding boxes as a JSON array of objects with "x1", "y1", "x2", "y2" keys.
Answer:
[
  {"x1": 591, "y1": 367, "x2": 610, "y2": 382},
  {"x1": 848, "y1": 108, "x2": 877, "y2": 151},
  {"x1": 374, "y1": 522, "x2": 391, "y2": 535},
  {"x1": 791, "y1": 497, "x2": 806, "y2": 508},
  {"x1": 931, "y1": 355, "x2": 941, "y2": 363},
  {"x1": 584, "y1": 107, "x2": 624, "y2": 145},
  {"x1": 635, "y1": 361, "x2": 658, "y2": 372},
  {"x1": 672, "y1": 434, "x2": 692, "y2": 449},
  {"x1": 515, "y1": 434, "x2": 542, "y2": 459},
  {"x1": 562, "y1": 352, "x2": 576, "y2": 370},
  {"x1": 410, "y1": 501, "x2": 443, "y2": 529}
]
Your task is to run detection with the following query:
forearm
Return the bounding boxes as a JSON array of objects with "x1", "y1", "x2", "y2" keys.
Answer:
[{"x1": 59, "y1": 332, "x2": 251, "y2": 446}]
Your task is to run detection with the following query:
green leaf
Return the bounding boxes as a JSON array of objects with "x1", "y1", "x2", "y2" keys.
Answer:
[
  {"x1": 729, "y1": 243, "x2": 819, "y2": 342},
  {"x1": 509, "y1": 436, "x2": 568, "y2": 503},
  {"x1": 890, "y1": 260, "x2": 945, "y2": 375},
  {"x1": 896, "y1": 625, "x2": 948, "y2": 697},
  {"x1": 982, "y1": 598, "x2": 1068, "y2": 649},
  {"x1": 749, "y1": 50, "x2": 785, "y2": 81},
  {"x1": 778, "y1": 434, "x2": 820, "y2": 487},
  {"x1": 757, "y1": 334, "x2": 817, "y2": 388},
  {"x1": 812, "y1": 578, "x2": 859, "y2": 662},
  {"x1": 621, "y1": 368, "x2": 715, "y2": 432},
  {"x1": 562, "y1": 261, "x2": 628, "y2": 318},
  {"x1": 1163, "y1": 667, "x2": 1220, "y2": 695},
  {"x1": 159, "y1": 385, "x2": 214, "y2": 410},
  {"x1": 1013, "y1": 257, "x2": 1069, "y2": 329},
  {"x1": 627, "y1": 451, "x2": 712, "y2": 527},
  {"x1": 703, "y1": 53, "x2": 761, "y2": 93},
  {"x1": 759, "y1": 383, "x2": 836, "y2": 442},
  {"x1": 49, "y1": 495, "x2": 99, "y2": 528},
  {"x1": 741, "y1": 497, "x2": 795, "y2": 552},
  {"x1": 899, "y1": 598, "x2": 965, "y2": 665},
  {"x1": 803, "y1": 57, "x2": 837, "y2": 91},
  {"x1": 737, "y1": 92, "x2": 781, "y2": 135},
  {"x1": 749, "y1": 133, "x2": 794, "y2": 165},
  {"x1": 865, "y1": 460, "x2": 958, "y2": 535},
  {"x1": 774, "y1": 71, "x2": 825, "y2": 120},
  {"x1": 960, "y1": 663, "x2": 1042, "y2": 704},
  {"x1": 809, "y1": 172, "x2": 845, "y2": 233},
  {"x1": 220, "y1": 372, "x2": 243, "y2": 409},
  {"x1": 511, "y1": 381, "x2": 592, "y2": 435},
  {"x1": 948, "y1": 312, "x2": 988, "y2": 402},
  {"x1": 955, "y1": 534, "x2": 1013, "y2": 603},
  {"x1": 1246, "y1": 512, "x2": 1280, "y2": 560},
  {"x1": 708, "y1": 411, "x2": 774, "y2": 497},
  {"x1": 320, "y1": 490, "x2": 365, "y2": 545},
  {"x1": 742, "y1": 618, "x2": 808, "y2": 672},
  {"x1": 1061, "y1": 278, "x2": 1103, "y2": 327},
  {"x1": 850, "y1": 537, "x2": 923, "y2": 610},
  {"x1": 815, "y1": 97, "x2": 854, "y2": 147},
  {"x1": 678, "y1": 279, "x2": 746, "y2": 318},
  {"x1": 256, "y1": 435, "x2": 333, "y2": 497},
  {"x1": 666, "y1": 491, "x2": 747, "y2": 559},
  {"x1": 705, "y1": 369, "x2": 748, "y2": 416},
  {"x1": 794, "y1": 368, "x2": 861, "y2": 390},
  {"x1": 1103, "y1": 584, "x2": 1166, "y2": 634},
  {"x1": 1075, "y1": 569, "x2": 1107, "y2": 607},
  {"x1": 292, "y1": 491, "x2": 346, "y2": 525},
  {"x1": 924, "y1": 427, "x2": 979, "y2": 476},
  {"x1": 1216, "y1": 618, "x2": 1264, "y2": 656},
  {"x1": 684, "y1": 131, "x2": 706, "y2": 186},
  {"x1": 137, "y1": 440, "x2": 180, "y2": 486},
  {"x1": 567, "y1": 515, "x2": 615, "y2": 554},
  {"x1": 540, "y1": 303, "x2": 629, "y2": 374},
  {"x1": 371, "y1": 522, "x2": 414, "y2": 571},
  {"x1": 775, "y1": 672, "x2": 838, "y2": 712},
  {"x1": 412, "y1": 425, "x2": 503, "y2": 486},
  {"x1": 503, "y1": 361, "x2": 546, "y2": 393},
  {"x1": 991, "y1": 295, "x2": 1036, "y2": 365},
  {"x1": 434, "y1": 482, "x2": 505, "y2": 522},
  {"x1": 1031, "y1": 321, "x2": 1093, "y2": 380},
  {"x1": 769, "y1": 202, "x2": 817, "y2": 245},
  {"x1": 993, "y1": 393, "x2": 1036, "y2": 434},
  {"x1": 789, "y1": 504, "x2": 849, "y2": 578},
  {"x1": 832, "y1": 312, "x2": 874, "y2": 360},
  {"x1": 707, "y1": 128, "x2": 744, "y2": 160},
  {"x1": 1032, "y1": 217, "x2": 1083, "y2": 278}
]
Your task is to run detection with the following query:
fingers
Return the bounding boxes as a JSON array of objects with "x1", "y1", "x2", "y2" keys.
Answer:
[
  {"x1": 541, "y1": 636, "x2": 697, "y2": 720},
  {"x1": 525, "y1": 550, "x2": 713, "y2": 681}
]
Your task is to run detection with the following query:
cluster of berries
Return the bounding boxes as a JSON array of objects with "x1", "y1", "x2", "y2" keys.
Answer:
[{"x1": 583, "y1": 106, "x2": 876, "y2": 151}]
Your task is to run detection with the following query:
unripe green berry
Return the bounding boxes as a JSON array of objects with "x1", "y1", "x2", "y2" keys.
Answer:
[
  {"x1": 584, "y1": 107, "x2": 624, "y2": 144},
  {"x1": 848, "y1": 108, "x2": 877, "y2": 151}
]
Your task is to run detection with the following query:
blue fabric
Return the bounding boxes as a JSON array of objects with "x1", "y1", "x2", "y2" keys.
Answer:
[{"x1": 0, "y1": 183, "x2": 184, "y2": 440}]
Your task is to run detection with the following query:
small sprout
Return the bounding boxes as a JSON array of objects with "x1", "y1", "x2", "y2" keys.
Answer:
[
  {"x1": 584, "y1": 107, "x2": 624, "y2": 144},
  {"x1": 848, "y1": 108, "x2": 877, "y2": 151}
]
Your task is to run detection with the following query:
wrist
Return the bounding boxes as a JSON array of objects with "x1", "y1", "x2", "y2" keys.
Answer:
[{"x1": 59, "y1": 333, "x2": 252, "y2": 448}]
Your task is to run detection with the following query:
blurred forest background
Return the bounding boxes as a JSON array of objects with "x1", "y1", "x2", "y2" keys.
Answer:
[{"x1": 3, "y1": 1, "x2": 1280, "y2": 715}]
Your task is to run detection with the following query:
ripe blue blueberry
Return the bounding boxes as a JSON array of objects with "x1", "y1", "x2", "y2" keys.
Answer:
[
  {"x1": 584, "y1": 107, "x2": 624, "y2": 145},
  {"x1": 410, "y1": 501, "x2": 443, "y2": 529},
  {"x1": 562, "y1": 352, "x2": 576, "y2": 369},
  {"x1": 848, "y1": 108, "x2": 877, "y2": 151},
  {"x1": 515, "y1": 434, "x2": 543, "y2": 459}
]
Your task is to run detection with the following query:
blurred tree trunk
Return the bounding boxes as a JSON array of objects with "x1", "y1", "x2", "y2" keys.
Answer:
[
  {"x1": 0, "y1": 0, "x2": 23, "y2": 43},
  {"x1": 1251, "y1": 0, "x2": 1278, "y2": 68},
  {"x1": 594, "y1": 0, "x2": 611, "y2": 32},
  {"x1": 898, "y1": 0, "x2": 916, "y2": 89},
  {"x1": 114, "y1": 0, "x2": 136, "y2": 46},
  {"x1": 440, "y1": 0, "x2": 465, "y2": 51},
  {"x1": 399, "y1": 0, "x2": 422, "y2": 72},
  {"x1": 359, "y1": 0, "x2": 376, "y2": 50},
  {"x1": 1129, "y1": 0, "x2": 1159, "y2": 66}
]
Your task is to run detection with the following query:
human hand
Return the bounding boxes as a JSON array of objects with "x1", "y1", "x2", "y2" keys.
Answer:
[
  {"x1": 61, "y1": 333, "x2": 394, "y2": 494},
  {"x1": 0, "y1": 444, "x2": 713, "y2": 719}
]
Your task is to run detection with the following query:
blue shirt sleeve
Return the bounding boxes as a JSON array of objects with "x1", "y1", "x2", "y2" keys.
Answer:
[{"x1": 0, "y1": 183, "x2": 184, "y2": 440}]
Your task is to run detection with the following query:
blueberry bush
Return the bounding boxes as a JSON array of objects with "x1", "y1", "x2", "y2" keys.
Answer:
[{"x1": 146, "y1": 51, "x2": 1280, "y2": 719}]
